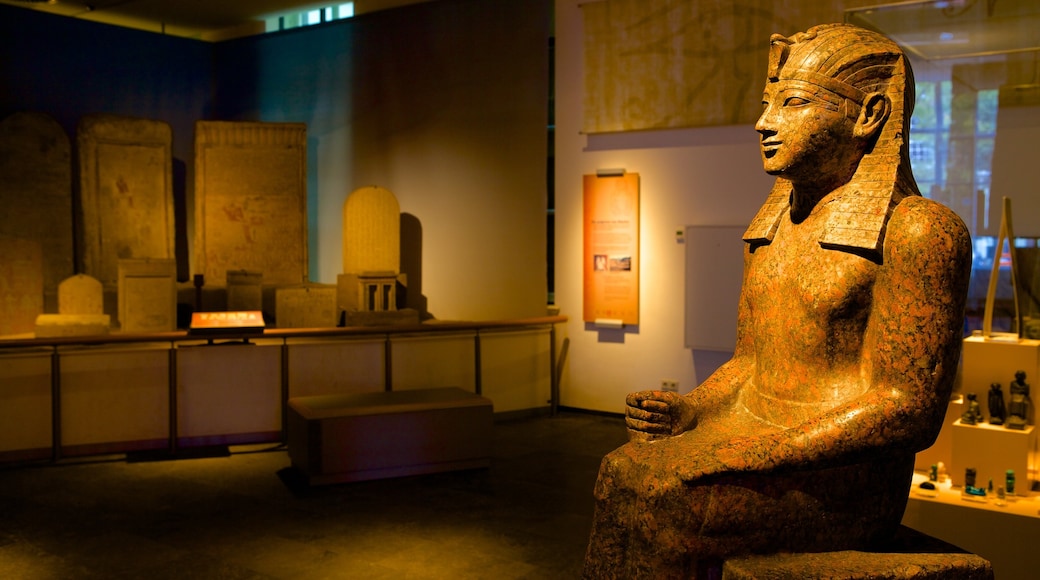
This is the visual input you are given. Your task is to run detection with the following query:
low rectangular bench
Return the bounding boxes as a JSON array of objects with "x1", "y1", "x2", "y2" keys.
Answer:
[{"x1": 287, "y1": 387, "x2": 493, "y2": 485}]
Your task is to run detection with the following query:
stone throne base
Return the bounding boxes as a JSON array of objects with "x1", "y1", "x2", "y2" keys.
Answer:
[{"x1": 719, "y1": 526, "x2": 992, "y2": 580}]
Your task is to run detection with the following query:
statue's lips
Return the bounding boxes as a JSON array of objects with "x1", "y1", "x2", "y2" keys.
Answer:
[{"x1": 761, "y1": 141, "x2": 781, "y2": 157}]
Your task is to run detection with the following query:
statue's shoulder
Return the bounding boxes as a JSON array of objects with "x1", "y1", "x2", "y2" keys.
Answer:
[{"x1": 886, "y1": 195, "x2": 971, "y2": 259}]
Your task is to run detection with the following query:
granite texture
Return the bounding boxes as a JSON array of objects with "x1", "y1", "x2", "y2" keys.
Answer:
[
  {"x1": 721, "y1": 526, "x2": 993, "y2": 579},
  {"x1": 583, "y1": 24, "x2": 974, "y2": 579}
]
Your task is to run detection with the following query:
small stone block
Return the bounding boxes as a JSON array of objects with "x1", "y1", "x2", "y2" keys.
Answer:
[
  {"x1": 35, "y1": 314, "x2": 111, "y2": 338},
  {"x1": 275, "y1": 284, "x2": 337, "y2": 328},
  {"x1": 117, "y1": 258, "x2": 177, "y2": 333}
]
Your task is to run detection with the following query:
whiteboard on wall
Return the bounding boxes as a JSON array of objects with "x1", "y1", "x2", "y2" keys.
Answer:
[{"x1": 684, "y1": 226, "x2": 745, "y2": 351}]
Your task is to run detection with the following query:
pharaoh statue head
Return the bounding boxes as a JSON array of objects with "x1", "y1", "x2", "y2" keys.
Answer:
[{"x1": 745, "y1": 23, "x2": 919, "y2": 261}]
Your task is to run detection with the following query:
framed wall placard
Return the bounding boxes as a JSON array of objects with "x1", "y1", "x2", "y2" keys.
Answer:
[{"x1": 583, "y1": 172, "x2": 639, "y2": 326}]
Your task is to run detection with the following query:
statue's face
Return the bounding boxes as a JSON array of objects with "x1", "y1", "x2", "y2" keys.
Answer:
[{"x1": 755, "y1": 80, "x2": 859, "y2": 183}]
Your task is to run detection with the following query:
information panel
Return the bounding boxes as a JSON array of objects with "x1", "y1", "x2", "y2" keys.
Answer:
[{"x1": 583, "y1": 172, "x2": 639, "y2": 325}]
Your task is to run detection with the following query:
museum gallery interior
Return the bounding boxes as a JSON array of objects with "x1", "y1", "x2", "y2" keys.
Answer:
[{"x1": 2, "y1": 0, "x2": 1040, "y2": 578}]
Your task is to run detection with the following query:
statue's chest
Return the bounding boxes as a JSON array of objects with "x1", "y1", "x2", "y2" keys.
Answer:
[{"x1": 745, "y1": 225, "x2": 876, "y2": 331}]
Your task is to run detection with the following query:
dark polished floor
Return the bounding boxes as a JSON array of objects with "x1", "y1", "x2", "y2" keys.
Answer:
[{"x1": 0, "y1": 411, "x2": 628, "y2": 579}]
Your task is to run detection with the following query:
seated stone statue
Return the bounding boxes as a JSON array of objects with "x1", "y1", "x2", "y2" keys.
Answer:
[
  {"x1": 583, "y1": 23, "x2": 972, "y2": 579},
  {"x1": 961, "y1": 393, "x2": 982, "y2": 425}
]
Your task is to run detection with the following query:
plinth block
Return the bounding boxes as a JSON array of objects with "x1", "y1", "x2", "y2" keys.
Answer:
[{"x1": 287, "y1": 387, "x2": 493, "y2": 485}]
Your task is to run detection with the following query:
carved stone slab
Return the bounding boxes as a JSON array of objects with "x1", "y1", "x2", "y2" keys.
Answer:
[
  {"x1": 0, "y1": 112, "x2": 73, "y2": 294},
  {"x1": 194, "y1": 121, "x2": 308, "y2": 287},
  {"x1": 77, "y1": 114, "x2": 175, "y2": 288},
  {"x1": 0, "y1": 237, "x2": 43, "y2": 336},
  {"x1": 276, "y1": 284, "x2": 337, "y2": 329},
  {"x1": 118, "y1": 258, "x2": 176, "y2": 333}
]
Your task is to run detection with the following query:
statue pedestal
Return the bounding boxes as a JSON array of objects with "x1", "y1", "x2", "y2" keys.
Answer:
[
  {"x1": 950, "y1": 419, "x2": 1034, "y2": 494},
  {"x1": 722, "y1": 526, "x2": 991, "y2": 579}
]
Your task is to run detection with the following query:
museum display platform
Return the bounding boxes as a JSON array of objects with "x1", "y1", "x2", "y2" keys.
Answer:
[
  {"x1": 0, "y1": 316, "x2": 565, "y2": 464},
  {"x1": 905, "y1": 466, "x2": 1040, "y2": 579}
]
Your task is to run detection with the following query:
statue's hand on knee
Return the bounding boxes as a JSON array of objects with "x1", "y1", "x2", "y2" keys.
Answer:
[{"x1": 625, "y1": 390, "x2": 696, "y2": 442}]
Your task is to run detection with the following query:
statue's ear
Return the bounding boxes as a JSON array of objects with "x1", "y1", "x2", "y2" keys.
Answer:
[{"x1": 853, "y1": 92, "x2": 890, "y2": 139}]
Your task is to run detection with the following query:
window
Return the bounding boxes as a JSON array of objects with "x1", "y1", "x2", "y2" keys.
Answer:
[{"x1": 265, "y1": 3, "x2": 354, "y2": 33}]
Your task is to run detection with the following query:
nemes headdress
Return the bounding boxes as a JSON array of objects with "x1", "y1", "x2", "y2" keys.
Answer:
[{"x1": 743, "y1": 23, "x2": 920, "y2": 262}]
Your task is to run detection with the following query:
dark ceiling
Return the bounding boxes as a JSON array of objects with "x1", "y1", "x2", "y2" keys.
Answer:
[{"x1": 0, "y1": 0, "x2": 429, "y2": 40}]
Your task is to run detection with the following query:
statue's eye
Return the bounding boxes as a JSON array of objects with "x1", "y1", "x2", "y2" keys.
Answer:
[{"x1": 783, "y1": 96, "x2": 811, "y2": 107}]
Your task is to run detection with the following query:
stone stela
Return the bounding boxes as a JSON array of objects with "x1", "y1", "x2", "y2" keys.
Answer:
[
  {"x1": 77, "y1": 114, "x2": 175, "y2": 289},
  {"x1": 194, "y1": 121, "x2": 308, "y2": 288},
  {"x1": 0, "y1": 112, "x2": 73, "y2": 303}
]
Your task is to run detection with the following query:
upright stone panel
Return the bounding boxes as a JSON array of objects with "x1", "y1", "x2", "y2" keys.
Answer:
[
  {"x1": 194, "y1": 121, "x2": 308, "y2": 287},
  {"x1": 0, "y1": 238, "x2": 43, "y2": 337},
  {"x1": 77, "y1": 114, "x2": 175, "y2": 288},
  {"x1": 118, "y1": 258, "x2": 176, "y2": 333},
  {"x1": 0, "y1": 112, "x2": 73, "y2": 296},
  {"x1": 226, "y1": 270, "x2": 263, "y2": 312}
]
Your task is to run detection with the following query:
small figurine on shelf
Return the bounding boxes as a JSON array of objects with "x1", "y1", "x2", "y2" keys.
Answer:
[
  {"x1": 929, "y1": 464, "x2": 938, "y2": 482},
  {"x1": 960, "y1": 392, "x2": 982, "y2": 425},
  {"x1": 988, "y1": 382, "x2": 1007, "y2": 425},
  {"x1": 1006, "y1": 370, "x2": 1032, "y2": 430},
  {"x1": 964, "y1": 468, "x2": 986, "y2": 496}
]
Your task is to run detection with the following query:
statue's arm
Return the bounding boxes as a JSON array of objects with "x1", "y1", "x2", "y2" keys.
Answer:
[
  {"x1": 684, "y1": 197, "x2": 971, "y2": 478},
  {"x1": 626, "y1": 245, "x2": 755, "y2": 438}
]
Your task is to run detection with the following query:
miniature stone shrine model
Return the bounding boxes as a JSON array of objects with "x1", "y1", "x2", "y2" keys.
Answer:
[
  {"x1": 337, "y1": 186, "x2": 418, "y2": 326},
  {"x1": 583, "y1": 24, "x2": 974, "y2": 578},
  {"x1": 961, "y1": 393, "x2": 982, "y2": 425},
  {"x1": 1006, "y1": 370, "x2": 1031, "y2": 430},
  {"x1": 987, "y1": 382, "x2": 1006, "y2": 425}
]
